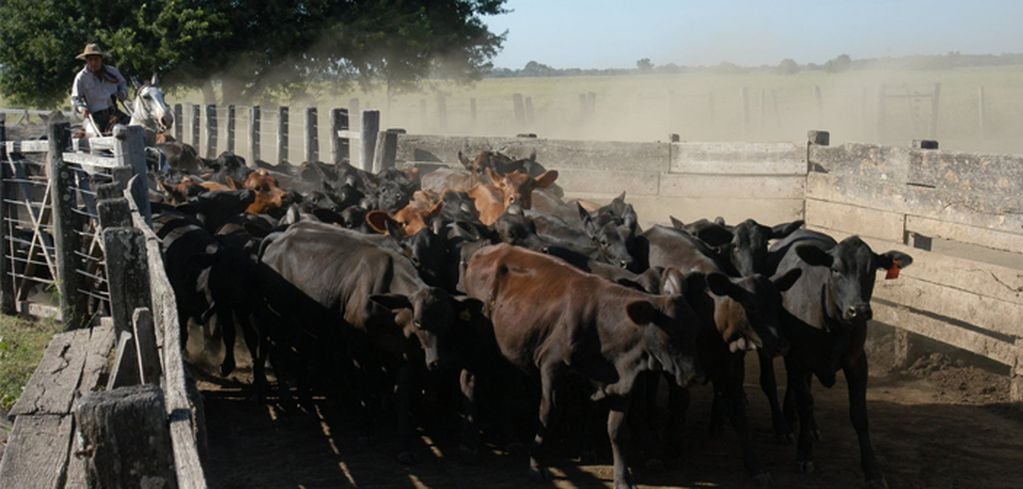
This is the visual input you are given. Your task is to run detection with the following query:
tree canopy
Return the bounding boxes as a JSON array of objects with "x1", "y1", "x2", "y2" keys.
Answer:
[{"x1": 0, "y1": 0, "x2": 507, "y2": 107}]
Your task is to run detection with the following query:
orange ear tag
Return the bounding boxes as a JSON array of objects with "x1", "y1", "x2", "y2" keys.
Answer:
[{"x1": 885, "y1": 259, "x2": 901, "y2": 280}]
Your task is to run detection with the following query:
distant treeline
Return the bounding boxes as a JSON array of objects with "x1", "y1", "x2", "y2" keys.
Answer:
[{"x1": 486, "y1": 52, "x2": 1023, "y2": 78}]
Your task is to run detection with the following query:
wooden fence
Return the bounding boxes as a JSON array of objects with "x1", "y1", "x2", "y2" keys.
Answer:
[
  {"x1": 802, "y1": 133, "x2": 1023, "y2": 399},
  {"x1": 0, "y1": 122, "x2": 206, "y2": 488}
]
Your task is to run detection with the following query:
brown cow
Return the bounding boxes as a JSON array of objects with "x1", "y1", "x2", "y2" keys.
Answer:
[
  {"x1": 366, "y1": 191, "x2": 445, "y2": 236},
  {"x1": 463, "y1": 243, "x2": 703, "y2": 489}
]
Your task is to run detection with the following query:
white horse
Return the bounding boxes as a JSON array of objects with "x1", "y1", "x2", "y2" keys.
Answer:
[{"x1": 82, "y1": 73, "x2": 174, "y2": 142}]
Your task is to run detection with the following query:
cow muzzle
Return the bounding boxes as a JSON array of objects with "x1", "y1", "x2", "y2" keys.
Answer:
[{"x1": 844, "y1": 303, "x2": 873, "y2": 322}]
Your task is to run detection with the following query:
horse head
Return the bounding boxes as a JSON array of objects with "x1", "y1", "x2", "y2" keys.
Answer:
[{"x1": 130, "y1": 74, "x2": 174, "y2": 134}]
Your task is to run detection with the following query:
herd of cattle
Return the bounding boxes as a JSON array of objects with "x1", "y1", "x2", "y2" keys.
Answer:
[{"x1": 148, "y1": 146, "x2": 911, "y2": 489}]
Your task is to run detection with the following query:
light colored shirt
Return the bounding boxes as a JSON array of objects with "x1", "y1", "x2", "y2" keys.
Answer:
[{"x1": 70, "y1": 65, "x2": 128, "y2": 114}]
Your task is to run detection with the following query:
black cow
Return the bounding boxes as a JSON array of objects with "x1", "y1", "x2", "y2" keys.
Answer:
[{"x1": 771, "y1": 230, "x2": 911, "y2": 489}]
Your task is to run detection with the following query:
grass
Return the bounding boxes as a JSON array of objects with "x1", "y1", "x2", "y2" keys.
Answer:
[{"x1": 0, "y1": 315, "x2": 61, "y2": 412}]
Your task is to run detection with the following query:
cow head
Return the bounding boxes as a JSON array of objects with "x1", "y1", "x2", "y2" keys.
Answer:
[
  {"x1": 488, "y1": 168, "x2": 558, "y2": 210},
  {"x1": 191, "y1": 189, "x2": 256, "y2": 232},
  {"x1": 385, "y1": 220, "x2": 448, "y2": 288},
  {"x1": 625, "y1": 271, "x2": 706, "y2": 388},
  {"x1": 795, "y1": 236, "x2": 913, "y2": 325},
  {"x1": 725, "y1": 219, "x2": 804, "y2": 276},
  {"x1": 366, "y1": 196, "x2": 445, "y2": 236},
  {"x1": 371, "y1": 286, "x2": 455, "y2": 371},
  {"x1": 494, "y1": 208, "x2": 548, "y2": 252},
  {"x1": 579, "y1": 203, "x2": 637, "y2": 271}
]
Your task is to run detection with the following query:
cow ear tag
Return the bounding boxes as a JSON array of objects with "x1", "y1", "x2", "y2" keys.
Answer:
[{"x1": 885, "y1": 258, "x2": 901, "y2": 280}]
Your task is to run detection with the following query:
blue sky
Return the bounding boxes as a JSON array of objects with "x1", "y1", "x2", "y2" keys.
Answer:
[{"x1": 484, "y1": 0, "x2": 1023, "y2": 69}]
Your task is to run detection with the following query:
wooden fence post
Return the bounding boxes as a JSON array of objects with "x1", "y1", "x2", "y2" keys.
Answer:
[
  {"x1": 977, "y1": 86, "x2": 986, "y2": 139},
  {"x1": 191, "y1": 104, "x2": 200, "y2": 149},
  {"x1": 173, "y1": 104, "x2": 183, "y2": 142},
  {"x1": 113, "y1": 126, "x2": 151, "y2": 226},
  {"x1": 361, "y1": 110, "x2": 380, "y2": 173},
  {"x1": 277, "y1": 106, "x2": 289, "y2": 164},
  {"x1": 249, "y1": 105, "x2": 261, "y2": 165},
  {"x1": 0, "y1": 115, "x2": 10, "y2": 314},
  {"x1": 372, "y1": 131, "x2": 398, "y2": 173},
  {"x1": 226, "y1": 105, "x2": 236, "y2": 154},
  {"x1": 813, "y1": 85, "x2": 823, "y2": 127},
  {"x1": 740, "y1": 87, "x2": 750, "y2": 138},
  {"x1": 930, "y1": 82, "x2": 941, "y2": 138},
  {"x1": 1011, "y1": 339, "x2": 1023, "y2": 402},
  {"x1": 305, "y1": 107, "x2": 318, "y2": 163},
  {"x1": 48, "y1": 122, "x2": 86, "y2": 328},
  {"x1": 102, "y1": 224, "x2": 152, "y2": 334},
  {"x1": 75, "y1": 385, "x2": 177, "y2": 488},
  {"x1": 331, "y1": 108, "x2": 348, "y2": 164},
  {"x1": 512, "y1": 93, "x2": 526, "y2": 127},
  {"x1": 132, "y1": 307, "x2": 161, "y2": 384},
  {"x1": 469, "y1": 98, "x2": 477, "y2": 126},
  {"x1": 436, "y1": 94, "x2": 447, "y2": 130},
  {"x1": 205, "y1": 104, "x2": 217, "y2": 158}
]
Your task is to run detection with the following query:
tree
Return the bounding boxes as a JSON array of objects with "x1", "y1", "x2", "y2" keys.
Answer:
[
  {"x1": 824, "y1": 54, "x2": 852, "y2": 73},
  {"x1": 636, "y1": 58, "x2": 654, "y2": 72},
  {"x1": 776, "y1": 58, "x2": 800, "y2": 75},
  {"x1": 0, "y1": 0, "x2": 508, "y2": 107}
]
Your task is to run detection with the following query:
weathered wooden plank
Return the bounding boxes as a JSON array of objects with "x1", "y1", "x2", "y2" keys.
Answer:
[
  {"x1": 805, "y1": 172, "x2": 1022, "y2": 234},
  {"x1": 804, "y1": 198, "x2": 905, "y2": 242},
  {"x1": 806, "y1": 224, "x2": 1023, "y2": 306},
  {"x1": 49, "y1": 122, "x2": 87, "y2": 329},
  {"x1": 556, "y1": 169, "x2": 659, "y2": 196},
  {"x1": 107, "y1": 330, "x2": 140, "y2": 389},
  {"x1": 906, "y1": 215, "x2": 1023, "y2": 255},
  {"x1": 873, "y1": 302, "x2": 1017, "y2": 367},
  {"x1": 133, "y1": 307, "x2": 162, "y2": 385},
  {"x1": 60, "y1": 152, "x2": 120, "y2": 169},
  {"x1": 670, "y1": 141, "x2": 806, "y2": 175},
  {"x1": 5, "y1": 140, "x2": 50, "y2": 154},
  {"x1": 9, "y1": 329, "x2": 91, "y2": 417},
  {"x1": 874, "y1": 275, "x2": 1023, "y2": 339},
  {"x1": 76, "y1": 325, "x2": 115, "y2": 401},
  {"x1": 659, "y1": 173, "x2": 805, "y2": 199},
  {"x1": 0, "y1": 415, "x2": 73, "y2": 489}
]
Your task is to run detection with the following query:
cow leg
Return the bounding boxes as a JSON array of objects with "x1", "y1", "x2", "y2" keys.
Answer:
[
  {"x1": 529, "y1": 362, "x2": 559, "y2": 481},
  {"x1": 803, "y1": 372, "x2": 822, "y2": 442},
  {"x1": 845, "y1": 354, "x2": 888, "y2": 489},
  {"x1": 216, "y1": 302, "x2": 238, "y2": 376},
  {"x1": 787, "y1": 360, "x2": 816, "y2": 474},
  {"x1": 630, "y1": 372, "x2": 663, "y2": 469},
  {"x1": 724, "y1": 354, "x2": 771, "y2": 487},
  {"x1": 662, "y1": 382, "x2": 690, "y2": 464},
  {"x1": 458, "y1": 368, "x2": 482, "y2": 461},
  {"x1": 758, "y1": 350, "x2": 790, "y2": 443},
  {"x1": 607, "y1": 395, "x2": 635, "y2": 489}
]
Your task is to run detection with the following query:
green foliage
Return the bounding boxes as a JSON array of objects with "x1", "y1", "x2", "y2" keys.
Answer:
[
  {"x1": 0, "y1": 316, "x2": 60, "y2": 411},
  {"x1": 0, "y1": 0, "x2": 507, "y2": 106},
  {"x1": 825, "y1": 54, "x2": 852, "y2": 73},
  {"x1": 636, "y1": 58, "x2": 654, "y2": 72},
  {"x1": 776, "y1": 58, "x2": 800, "y2": 75}
]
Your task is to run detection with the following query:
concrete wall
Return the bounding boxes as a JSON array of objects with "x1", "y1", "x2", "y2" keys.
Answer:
[{"x1": 396, "y1": 134, "x2": 806, "y2": 227}]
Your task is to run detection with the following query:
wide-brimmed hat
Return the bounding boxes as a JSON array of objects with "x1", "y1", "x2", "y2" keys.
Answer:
[{"x1": 75, "y1": 43, "x2": 108, "y2": 60}]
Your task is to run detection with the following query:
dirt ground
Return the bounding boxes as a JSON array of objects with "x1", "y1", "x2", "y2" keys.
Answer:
[{"x1": 196, "y1": 325, "x2": 1023, "y2": 489}]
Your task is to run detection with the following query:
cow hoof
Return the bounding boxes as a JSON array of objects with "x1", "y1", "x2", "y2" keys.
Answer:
[
  {"x1": 397, "y1": 450, "x2": 419, "y2": 465},
  {"x1": 219, "y1": 359, "x2": 235, "y2": 377},
  {"x1": 752, "y1": 472, "x2": 774, "y2": 488},
  {"x1": 529, "y1": 465, "x2": 552, "y2": 482},
  {"x1": 645, "y1": 458, "x2": 665, "y2": 471},
  {"x1": 799, "y1": 460, "x2": 816, "y2": 474},
  {"x1": 865, "y1": 477, "x2": 890, "y2": 489}
]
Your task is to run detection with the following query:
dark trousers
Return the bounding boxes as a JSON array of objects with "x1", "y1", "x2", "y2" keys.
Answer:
[{"x1": 91, "y1": 108, "x2": 129, "y2": 134}]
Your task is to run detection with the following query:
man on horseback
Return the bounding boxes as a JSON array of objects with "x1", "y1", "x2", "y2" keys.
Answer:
[{"x1": 70, "y1": 43, "x2": 129, "y2": 135}]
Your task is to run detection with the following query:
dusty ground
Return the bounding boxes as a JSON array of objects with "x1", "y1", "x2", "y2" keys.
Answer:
[{"x1": 197, "y1": 325, "x2": 1023, "y2": 489}]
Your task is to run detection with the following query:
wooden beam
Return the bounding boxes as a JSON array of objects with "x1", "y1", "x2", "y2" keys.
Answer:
[
  {"x1": 61, "y1": 152, "x2": 119, "y2": 168},
  {"x1": 4, "y1": 140, "x2": 50, "y2": 153},
  {"x1": 906, "y1": 214, "x2": 1023, "y2": 255},
  {"x1": 132, "y1": 307, "x2": 162, "y2": 384},
  {"x1": 48, "y1": 122, "x2": 87, "y2": 329},
  {"x1": 361, "y1": 110, "x2": 379, "y2": 172},
  {"x1": 9, "y1": 328, "x2": 91, "y2": 416},
  {"x1": 0, "y1": 414, "x2": 74, "y2": 489},
  {"x1": 804, "y1": 198, "x2": 906, "y2": 242},
  {"x1": 874, "y1": 275, "x2": 1023, "y2": 339},
  {"x1": 277, "y1": 106, "x2": 289, "y2": 164},
  {"x1": 113, "y1": 125, "x2": 151, "y2": 226},
  {"x1": 873, "y1": 302, "x2": 1016, "y2": 367}
]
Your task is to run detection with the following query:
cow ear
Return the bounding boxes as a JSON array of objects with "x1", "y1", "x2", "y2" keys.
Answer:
[
  {"x1": 533, "y1": 170, "x2": 558, "y2": 189},
  {"x1": 485, "y1": 166, "x2": 502, "y2": 185},
  {"x1": 771, "y1": 268, "x2": 803, "y2": 292},
  {"x1": 795, "y1": 245, "x2": 834, "y2": 267},
  {"x1": 681, "y1": 270, "x2": 708, "y2": 296},
  {"x1": 706, "y1": 272, "x2": 735, "y2": 297},
  {"x1": 458, "y1": 151, "x2": 472, "y2": 170},
  {"x1": 365, "y1": 210, "x2": 392, "y2": 234},
  {"x1": 693, "y1": 223, "x2": 734, "y2": 247},
  {"x1": 625, "y1": 300, "x2": 662, "y2": 326},
  {"x1": 770, "y1": 220, "x2": 804, "y2": 239},
  {"x1": 669, "y1": 216, "x2": 685, "y2": 230},
  {"x1": 226, "y1": 176, "x2": 240, "y2": 191},
  {"x1": 384, "y1": 217, "x2": 407, "y2": 239},
  {"x1": 875, "y1": 251, "x2": 913, "y2": 270},
  {"x1": 714, "y1": 216, "x2": 726, "y2": 226},
  {"x1": 577, "y1": 202, "x2": 594, "y2": 232},
  {"x1": 660, "y1": 268, "x2": 684, "y2": 295},
  {"x1": 371, "y1": 293, "x2": 412, "y2": 312}
]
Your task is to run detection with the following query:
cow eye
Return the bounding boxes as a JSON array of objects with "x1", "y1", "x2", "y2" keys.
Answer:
[{"x1": 143, "y1": 94, "x2": 152, "y2": 100}]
